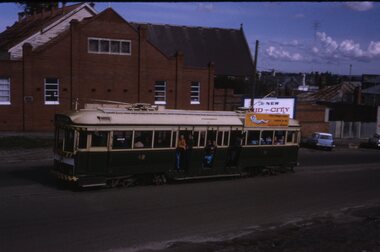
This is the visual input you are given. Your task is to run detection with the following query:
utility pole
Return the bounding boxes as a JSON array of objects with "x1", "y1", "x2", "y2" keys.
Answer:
[{"x1": 251, "y1": 40, "x2": 259, "y2": 108}]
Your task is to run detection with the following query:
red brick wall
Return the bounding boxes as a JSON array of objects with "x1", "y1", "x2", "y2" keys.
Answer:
[
  {"x1": 0, "y1": 60, "x2": 23, "y2": 131},
  {"x1": 0, "y1": 9, "x2": 213, "y2": 131},
  {"x1": 296, "y1": 102, "x2": 329, "y2": 138},
  {"x1": 213, "y1": 88, "x2": 242, "y2": 111}
]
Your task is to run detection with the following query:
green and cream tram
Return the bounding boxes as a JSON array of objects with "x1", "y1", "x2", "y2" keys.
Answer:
[{"x1": 53, "y1": 103, "x2": 300, "y2": 188}]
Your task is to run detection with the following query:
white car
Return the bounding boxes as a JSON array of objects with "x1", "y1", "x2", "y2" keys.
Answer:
[
  {"x1": 368, "y1": 133, "x2": 380, "y2": 148},
  {"x1": 306, "y1": 132, "x2": 335, "y2": 151}
]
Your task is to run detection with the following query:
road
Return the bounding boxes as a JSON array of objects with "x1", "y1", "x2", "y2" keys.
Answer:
[{"x1": 0, "y1": 147, "x2": 380, "y2": 252}]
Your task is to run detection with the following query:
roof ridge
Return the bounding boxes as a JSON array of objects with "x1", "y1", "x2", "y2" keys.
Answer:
[
  {"x1": 130, "y1": 21, "x2": 240, "y2": 31},
  {"x1": 0, "y1": 2, "x2": 90, "y2": 51}
]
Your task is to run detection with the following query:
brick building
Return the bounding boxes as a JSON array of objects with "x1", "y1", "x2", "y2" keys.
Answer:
[{"x1": 0, "y1": 2, "x2": 254, "y2": 131}]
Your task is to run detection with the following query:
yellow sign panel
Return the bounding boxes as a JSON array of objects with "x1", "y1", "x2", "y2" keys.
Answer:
[{"x1": 245, "y1": 113, "x2": 289, "y2": 127}]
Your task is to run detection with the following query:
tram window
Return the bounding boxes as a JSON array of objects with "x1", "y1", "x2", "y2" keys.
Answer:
[
  {"x1": 247, "y1": 131, "x2": 260, "y2": 145},
  {"x1": 171, "y1": 131, "x2": 177, "y2": 148},
  {"x1": 217, "y1": 131, "x2": 223, "y2": 146},
  {"x1": 91, "y1": 131, "x2": 108, "y2": 147},
  {"x1": 199, "y1": 131, "x2": 206, "y2": 147},
  {"x1": 207, "y1": 130, "x2": 217, "y2": 144},
  {"x1": 293, "y1": 132, "x2": 299, "y2": 143},
  {"x1": 64, "y1": 129, "x2": 74, "y2": 152},
  {"x1": 154, "y1": 130, "x2": 171, "y2": 148},
  {"x1": 230, "y1": 131, "x2": 244, "y2": 146},
  {"x1": 78, "y1": 131, "x2": 87, "y2": 149},
  {"x1": 134, "y1": 131, "x2": 153, "y2": 148},
  {"x1": 113, "y1": 131, "x2": 132, "y2": 149},
  {"x1": 287, "y1": 131, "x2": 295, "y2": 143},
  {"x1": 192, "y1": 131, "x2": 199, "y2": 147},
  {"x1": 223, "y1": 131, "x2": 229, "y2": 146},
  {"x1": 261, "y1": 131, "x2": 274, "y2": 145},
  {"x1": 274, "y1": 130, "x2": 285, "y2": 145}
]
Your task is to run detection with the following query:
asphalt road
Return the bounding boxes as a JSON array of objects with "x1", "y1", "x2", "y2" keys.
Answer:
[{"x1": 1, "y1": 147, "x2": 380, "y2": 252}]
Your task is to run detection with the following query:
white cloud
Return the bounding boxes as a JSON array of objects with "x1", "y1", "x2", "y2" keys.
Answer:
[
  {"x1": 368, "y1": 41, "x2": 380, "y2": 57},
  {"x1": 316, "y1": 32, "x2": 338, "y2": 53},
  {"x1": 344, "y1": 2, "x2": 374, "y2": 11},
  {"x1": 264, "y1": 32, "x2": 380, "y2": 67},
  {"x1": 339, "y1": 39, "x2": 364, "y2": 57},
  {"x1": 197, "y1": 3, "x2": 214, "y2": 12},
  {"x1": 314, "y1": 31, "x2": 380, "y2": 63},
  {"x1": 266, "y1": 46, "x2": 303, "y2": 61}
]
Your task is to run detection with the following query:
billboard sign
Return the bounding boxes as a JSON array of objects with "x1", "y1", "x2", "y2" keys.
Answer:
[
  {"x1": 244, "y1": 113, "x2": 289, "y2": 127},
  {"x1": 244, "y1": 98, "x2": 296, "y2": 119}
]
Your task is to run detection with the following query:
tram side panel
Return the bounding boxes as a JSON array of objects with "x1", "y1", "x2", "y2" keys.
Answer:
[
  {"x1": 108, "y1": 150, "x2": 174, "y2": 175},
  {"x1": 75, "y1": 151, "x2": 108, "y2": 176},
  {"x1": 239, "y1": 145, "x2": 299, "y2": 169}
]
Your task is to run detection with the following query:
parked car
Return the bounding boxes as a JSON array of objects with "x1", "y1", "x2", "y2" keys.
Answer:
[
  {"x1": 368, "y1": 133, "x2": 380, "y2": 148},
  {"x1": 305, "y1": 132, "x2": 335, "y2": 151}
]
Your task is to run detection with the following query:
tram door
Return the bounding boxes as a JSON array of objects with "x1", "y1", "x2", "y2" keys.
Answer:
[
  {"x1": 87, "y1": 131, "x2": 109, "y2": 175},
  {"x1": 202, "y1": 129, "x2": 217, "y2": 171},
  {"x1": 226, "y1": 129, "x2": 244, "y2": 169},
  {"x1": 177, "y1": 129, "x2": 193, "y2": 172}
]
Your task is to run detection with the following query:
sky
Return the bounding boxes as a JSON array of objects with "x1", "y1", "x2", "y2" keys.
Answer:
[{"x1": 1, "y1": 2, "x2": 380, "y2": 75}]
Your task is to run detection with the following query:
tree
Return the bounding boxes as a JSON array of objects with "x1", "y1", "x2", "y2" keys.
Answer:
[{"x1": 16, "y1": 1, "x2": 61, "y2": 14}]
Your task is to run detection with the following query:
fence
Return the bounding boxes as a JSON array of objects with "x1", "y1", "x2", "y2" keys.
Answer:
[{"x1": 329, "y1": 121, "x2": 376, "y2": 139}]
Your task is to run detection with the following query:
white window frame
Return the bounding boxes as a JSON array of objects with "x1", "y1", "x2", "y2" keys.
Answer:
[
  {"x1": 154, "y1": 81, "x2": 167, "y2": 105},
  {"x1": 0, "y1": 77, "x2": 11, "y2": 105},
  {"x1": 44, "y1": 78, "x2": 59, "y2": 105},
  {"x1": 190, "y1": 81, "x2": 200, "y2": 105},
  {"x1": 88, "y1": 37, "x2": 131, "y2": 56}
]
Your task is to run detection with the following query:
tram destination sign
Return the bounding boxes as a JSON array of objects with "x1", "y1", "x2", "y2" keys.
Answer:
[
  {"x1": 244, "y1": 98, "x2": 295, "y2": 119},
  {"x1": 245, "y1": 113, "x2": 289, "y2": 127}
]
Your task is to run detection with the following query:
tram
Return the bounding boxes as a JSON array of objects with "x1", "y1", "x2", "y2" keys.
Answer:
[{"x1": 52, "y1": 103, "x2": 301, "y2": 188}]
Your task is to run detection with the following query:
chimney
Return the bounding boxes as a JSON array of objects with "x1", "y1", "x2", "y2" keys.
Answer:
[
  {"x1": 302, "y1": 73, "x2": 306, "y2": 86},
  {"x1": 354, "y1": 86, "x2": 362, "y2": 105},
  {"x1": 138, "y1": 24, "x2": 148, "y2": 39},
  {"x1": 62, "y1": 2, "x2": 66, "y2": 14}
]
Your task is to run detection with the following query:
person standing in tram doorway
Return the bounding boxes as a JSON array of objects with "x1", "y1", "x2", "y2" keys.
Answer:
[
  {"x1": 176, "y1": 135, "x2": 187, "y2": 171},
  {"x1": 226, "y1": 132, "x2": 243, "y2": 169},
  {"x1": 203, "y1": 139, "x2": 217, "y2": 168}
]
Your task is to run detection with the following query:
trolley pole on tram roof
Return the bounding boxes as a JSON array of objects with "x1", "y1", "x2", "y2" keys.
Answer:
[{"x1": 251, "y1": 40, "x2": 259, "y2": 109}]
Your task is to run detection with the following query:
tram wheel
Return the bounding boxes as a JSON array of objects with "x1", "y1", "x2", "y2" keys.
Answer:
[
  {"x1": 122, "y1": 177, "x2": 137, "y2": 187},
  {"x1": 153, "y1": 174, "x2": 167, "y2": 185},
  {"x1": 109, "y1": 178, "x2": 119, "y2": 188}
]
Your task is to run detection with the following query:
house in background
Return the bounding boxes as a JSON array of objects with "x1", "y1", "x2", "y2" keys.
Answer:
[
  {"x1": 362, "y1": 85, "x2": 380, "y2": 107},
  {"x1": 0, "y1": 2, "x2": 254, "y2": 131},
  {"x1": 297, "y1": 81, "x2": 378, "y2": 139},
  {"x1": 362, "y1": 74, "x2": 380, "y2": 89}
]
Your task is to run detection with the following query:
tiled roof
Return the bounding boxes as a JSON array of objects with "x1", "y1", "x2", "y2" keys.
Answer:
[
  {"x1": 297, "y1": 81, "x2": 361, "y2": 102},
  {"x1": 362, "y1": 84, "x2": 380, "y2": 95},
  {"x1": 0, "y1": 3, "x2": 83, "y2": 50},
  {"x1": 130, "y1": 22, "x2": 255, "y2": 76}
]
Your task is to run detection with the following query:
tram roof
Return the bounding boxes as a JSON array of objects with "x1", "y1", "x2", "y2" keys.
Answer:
[
  {"x1": 59, "y1": 105, "x2": 300, "y2": 127},
  {"x1": 64, "y1": 107, "x2": 244, "y2": 126}
]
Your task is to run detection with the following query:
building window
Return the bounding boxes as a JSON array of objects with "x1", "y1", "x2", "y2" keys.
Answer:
[
  {"x1": 154, "y1": 81, "x2": 166, "y2": 105},
  {"x1": 45, "y1": 78, "x2": 59, "y2": 105},
  {"x1": 100, "y1": 40, "x2": 110, "y2": 53},
  {"x1": 0, "y1": 78, "x2": 10, "y2": 105},
  {"x1": 190, "y1": 81, "x2": 200, "y2": 104},
  {"x1": 88, "y1": 37, "x2": 131, "y2": 55}
]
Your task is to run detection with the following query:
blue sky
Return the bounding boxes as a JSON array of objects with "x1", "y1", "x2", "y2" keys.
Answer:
[{"x1": 1, "y1": 2, "x2": 380, "y2": 75}]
